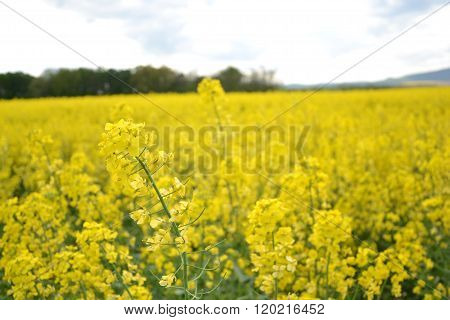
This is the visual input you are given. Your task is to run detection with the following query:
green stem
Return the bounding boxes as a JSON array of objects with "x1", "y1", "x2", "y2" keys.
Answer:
[
  {"x1": 351, "y1": 283, "x2": 360, "y2": 300},
  {"x1": 211, "y1": 95, "x2": 223, "y2": 130},
  {"x1": 99, "y1": 244, "x2": 134, "y2": 299},
  {"x1": 271, "y1": 231, "x2": 278, "y2": 300},
  {"x1": 34, "y1": 283, "x2": 42, "y2": 299},
  {"x1": 80, "y1": 281, "x2": 88, "y2": 300},
  {"x1": 182, "y1": 252, "x2": 189, "y2": 299},
  {"x1": 325, "y1": 252, "x2": 330, "y2": 299},
  {"x1": 136, "y1": 156, "x2": 189, "y2": 300},
  {"x1": 378, "y1": 278, "x2": 387, "y2": 300}
]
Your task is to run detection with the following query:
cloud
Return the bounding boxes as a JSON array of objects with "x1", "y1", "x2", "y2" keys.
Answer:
[
  {"x1": 209, "y1": 41, "x2": 259, "y2": 61},
  {"x1": 46, "y1": 0, "x2": 188, "y2": 54},
  {"x1": 368, "y1": 0, "x2": 446, "y2": 38},
  {"x1": 373, "y1": 0, "x2": 444, "y2": 17},
  {"x1": 1, "y1": 0, "x2": 448, "y2": 83}
]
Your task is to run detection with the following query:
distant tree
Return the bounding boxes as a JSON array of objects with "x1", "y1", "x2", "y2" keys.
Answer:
[
  {"x1": 243, "y1": 68, "x2": 278, "y2": 91},
  {"x1": 169, "y1": 73, "x2": 194, "y2": 92},
  {"x1": 0, "y1": 65, "x2": 279, "y2": 99},
  {"x1": 131, "y1": 65, "x2": 182, "y2": 93},
  {"x1": 215, "y1": 66, "x2": 244, "y2": 91},
  {"x1": 105, "y1": 69, "x2": 133, "y2": 94},
  {"x1": 0, "y1": 72, "x2": 34, "y2": 99},
  {"x1": 28, "y1": 77, "x2": 47, "y2": 97}
]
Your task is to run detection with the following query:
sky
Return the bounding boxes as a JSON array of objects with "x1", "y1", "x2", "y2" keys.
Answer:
[{"x1": 0, "y1": 0, "x2": 449, "y2": 84}]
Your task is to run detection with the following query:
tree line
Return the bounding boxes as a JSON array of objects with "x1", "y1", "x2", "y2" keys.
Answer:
[{"x1": 0, "y1": 66, "x2": 279, "y2": 99}]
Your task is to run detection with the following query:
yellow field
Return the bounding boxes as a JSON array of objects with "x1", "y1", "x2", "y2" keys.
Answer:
[{"x1": 0, "y1": 84, "x2": 449, "y2": 300}]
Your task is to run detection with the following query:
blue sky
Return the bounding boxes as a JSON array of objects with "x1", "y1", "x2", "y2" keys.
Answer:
[{"x1": 0, "y1": 0, "x2": 448, "y2": 83}]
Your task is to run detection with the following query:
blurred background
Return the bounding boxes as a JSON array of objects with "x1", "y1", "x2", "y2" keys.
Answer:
[{"x1": 0, "y1": 0, "x2": 449, "y2": 98}]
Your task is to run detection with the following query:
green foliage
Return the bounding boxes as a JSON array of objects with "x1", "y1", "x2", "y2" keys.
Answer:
[
  {"x1": 0, "y1": 72, "x2": 34, "y2": 99},
  {"x1": 0, "y1": 65, "x2": 279, "y2": 99}
]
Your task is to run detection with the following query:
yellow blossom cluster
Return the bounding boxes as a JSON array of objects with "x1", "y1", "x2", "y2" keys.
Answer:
[{"x1": 0, "y1": 83, "x2": 448, "y2": 300}]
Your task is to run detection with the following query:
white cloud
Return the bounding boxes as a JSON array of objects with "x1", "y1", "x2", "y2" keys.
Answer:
[
  {"x1": 0, "y1": 0, "x2": 448, "y2": 84},
  {"x1": 0, "y1": 0, "x2": 149, "y2": 74}
]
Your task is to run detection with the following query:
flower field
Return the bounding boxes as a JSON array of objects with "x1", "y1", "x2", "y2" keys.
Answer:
[{"x1": 0, "y1": 82, "x2": 448, "y2": 300}]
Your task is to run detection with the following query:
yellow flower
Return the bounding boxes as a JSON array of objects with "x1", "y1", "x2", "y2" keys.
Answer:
[
  {"x1": 130, "y1": 209, "x2": 147, "y2": 225},
  {"x1": 159, "y1": 273, "x2": 176, "y2": 287},
  {"x1": 99, "y1": 119, "x2": 144, "y2": 157},
  {"x1": 197, "y1": 78, "x2": 225, "y2": 103}
]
